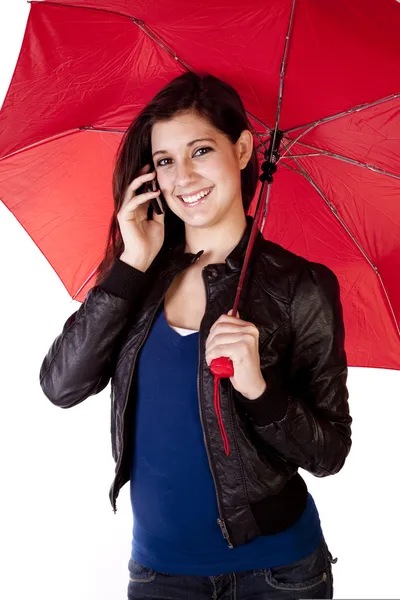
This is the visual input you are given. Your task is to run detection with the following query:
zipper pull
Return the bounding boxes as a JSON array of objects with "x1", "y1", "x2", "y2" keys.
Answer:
[{"x1": 217, "y1": 518, "x2": 234, "y2": 549}]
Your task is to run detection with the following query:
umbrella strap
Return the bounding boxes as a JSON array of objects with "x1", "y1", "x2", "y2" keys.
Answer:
[{"x1": 213, "y1": 374, "x2": 231, "y2": 456}]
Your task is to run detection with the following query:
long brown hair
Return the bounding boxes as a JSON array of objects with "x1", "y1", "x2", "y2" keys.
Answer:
[{"x1": 94, "y1": 71, "x2": 259, "y2": 286}]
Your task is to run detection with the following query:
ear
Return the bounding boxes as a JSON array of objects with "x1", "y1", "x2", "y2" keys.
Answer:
[{"x1": 235, "y1": 129, "x2": 254, "y2": 170}]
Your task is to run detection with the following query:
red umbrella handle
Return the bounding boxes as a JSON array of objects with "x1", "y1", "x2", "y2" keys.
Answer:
[
  {"x1": 210, "y1": 357, "x2": 234, "y2": 456},
  {"x1": 210, "y1": 356, "x2": 234, "y2": 378}
]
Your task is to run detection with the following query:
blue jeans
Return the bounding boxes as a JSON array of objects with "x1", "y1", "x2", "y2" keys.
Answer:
[{"x1": 127, "y1": 535, "x2": 337, "y2": 599}]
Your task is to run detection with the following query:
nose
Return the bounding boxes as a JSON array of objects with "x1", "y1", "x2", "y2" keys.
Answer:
[{"x1": 174, "y1": 158, "x2": 196, "y2": 188}]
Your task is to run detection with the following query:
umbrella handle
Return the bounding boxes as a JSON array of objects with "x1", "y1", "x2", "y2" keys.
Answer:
[
  {"x1": 210, "y1": 356, "x2": 234, "y2": 378},
  {"x1": 210, "y1": 356, "x2": 234, "y2": 456}
]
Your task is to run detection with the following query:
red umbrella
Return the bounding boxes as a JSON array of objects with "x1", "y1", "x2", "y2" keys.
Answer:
[{"x1": 1, "y1": 0, "x2": 399, "y2": 371}]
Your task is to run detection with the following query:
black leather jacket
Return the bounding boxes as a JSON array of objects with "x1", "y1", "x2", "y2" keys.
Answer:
[{"x1": 39, "y1": 217, "x2": 352, "y2": 548}]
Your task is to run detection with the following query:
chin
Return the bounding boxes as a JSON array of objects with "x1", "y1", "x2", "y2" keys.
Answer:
[
  {"x1": 181, "y1": 211, "x2": 221, "y2": 229},
  {"x1": 168, "y1": 196, "x2": 231, "y2": 228}
]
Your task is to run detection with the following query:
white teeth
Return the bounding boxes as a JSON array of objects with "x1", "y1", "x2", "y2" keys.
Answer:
[{"x1": 181, "y1": 188, "x2": 212, "y2": 203}]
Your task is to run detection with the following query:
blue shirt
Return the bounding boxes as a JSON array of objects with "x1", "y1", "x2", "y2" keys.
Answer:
[{"x1": 130, "y1": 306, "x2": 323, "y2": 576}]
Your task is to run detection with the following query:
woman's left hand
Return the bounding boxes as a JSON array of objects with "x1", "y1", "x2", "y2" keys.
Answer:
[{"x1": 205, "y1": 310, "x2": 267, "y2": 400}]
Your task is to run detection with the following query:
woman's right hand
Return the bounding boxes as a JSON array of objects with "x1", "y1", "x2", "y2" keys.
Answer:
[{"x1": 117, "y1": 164, "x2": 165, "y2": 272}]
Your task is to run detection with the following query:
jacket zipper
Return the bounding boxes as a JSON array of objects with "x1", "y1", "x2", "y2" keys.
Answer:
[
  {"x1": 110, "y1": 255, "x2": 203, "y2": 511},
  {"x1": 198, "y1": 270, "x2": 234, "y2": 549},
  {"x1": 109, "y1": 293, "x2": 165, "y2": 511},
  {"x1": 217, "y1": 518, "x2": 233, "y2": 546}
]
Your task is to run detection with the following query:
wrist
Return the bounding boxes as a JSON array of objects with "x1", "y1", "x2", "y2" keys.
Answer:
[
  {"x1": 120, "y1": 252, "x2": 151, "y2": 273},
  {"x1": 241, "y1": 379, "x2": 267, "y2": 401}
]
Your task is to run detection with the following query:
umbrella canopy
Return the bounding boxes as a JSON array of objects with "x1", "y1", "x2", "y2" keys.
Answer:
[{"x1": 0, "y1": 0, "x2": 399, "y2": 369}]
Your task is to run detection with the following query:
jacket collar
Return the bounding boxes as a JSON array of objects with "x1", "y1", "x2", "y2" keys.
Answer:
[
  {"x1": 225, "y1": 215, "x2": 255, "y2": 272},
  {"x1": 165, "y1": 215, "x2": 257, "y2": 274}
]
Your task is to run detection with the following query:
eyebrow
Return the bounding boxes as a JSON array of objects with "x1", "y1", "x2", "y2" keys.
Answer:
[{"x1": 152, "y1": 137, "x2": 216, "y2": 159}]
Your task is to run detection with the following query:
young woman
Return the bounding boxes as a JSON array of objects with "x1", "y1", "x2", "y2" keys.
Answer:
[{"x1": 40, "y1": 72, "x2": 352, "y2": 599}]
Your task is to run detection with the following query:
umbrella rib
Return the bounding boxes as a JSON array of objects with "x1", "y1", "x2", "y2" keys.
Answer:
[
  {"x1": 280, "y1": 161, "x2": 376, "y2": 269},
  {"x1": 30, "y1": 3, "x2": 275, "y2": 140},
  {"x1": 71, "y1": 264, "x2": 101, "y2": 301},
  {"x1": 0, "y1": 126, "x2": 130, "y2": 163},
  {"x1": 280, "y1": 140, "x2": 400, "y2": 180},
  {"x1": 0, "y1": 128, "x2": 92, "y2": 162},
  {"x1": 29, "y1": 1, "x2": 198, "y2": 69},
  {"x1": 82, "y1": 126, "x2": 126, "y2": 134},
  {"x1": 280, "y1": 93, "x2": 400, "y2": 158},
  {"x1": 255, "y1": 143, "x2": 270, "y2": 155},
  {"x1": 280, "y1": 159, "x2": 400, "y2": 339},
  {"x1": 246, "y1": 111, "x2": 273, "y2": 133},
  {"x1": 29, "y1": 1, "x2": 154, "y2": 22}
]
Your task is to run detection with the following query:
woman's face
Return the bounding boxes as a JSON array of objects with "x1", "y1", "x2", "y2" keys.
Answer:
[{"x1": 151, "y1": 111, "x2": 253, "y2": 230}]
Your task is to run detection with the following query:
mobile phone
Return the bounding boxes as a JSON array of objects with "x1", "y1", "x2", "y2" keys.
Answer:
[
  {"x1": 136, "y1": 165, "x2": 165, "y2": 217},
  {"x1": 147, "y1": 176, "x2": 164, "y2": 215},
  {"x1": 138, "y1": 174, "x2": 164, "y2": 216}
]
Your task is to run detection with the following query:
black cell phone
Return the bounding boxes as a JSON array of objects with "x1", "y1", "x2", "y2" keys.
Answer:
[
  {"x1": 146, "y1": 176, "x2": 164, "y2": 215},
  {"x1": 137, "y1": 173, "x2": 165, "y2": 217}
]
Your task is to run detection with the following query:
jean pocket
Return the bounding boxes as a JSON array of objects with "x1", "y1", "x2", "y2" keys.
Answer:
[
  {"x1": 264, "y1": 538, "x2": 329, "y2": 593},
  {"x1": 128, "y1": 558, "x2": 157, "y2": 583}
]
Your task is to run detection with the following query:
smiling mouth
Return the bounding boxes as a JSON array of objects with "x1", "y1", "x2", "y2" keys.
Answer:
[{"x1": 178, "y1": 187, "x2": 214, "y2": 206}]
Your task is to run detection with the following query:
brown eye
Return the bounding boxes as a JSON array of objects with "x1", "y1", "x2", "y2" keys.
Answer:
[
  {"x1": 156, "y1": 146, "x2": 213, "y2": 167},
  {"x1": 194, "y1": 146, "x2": 213, "y2": 156}
]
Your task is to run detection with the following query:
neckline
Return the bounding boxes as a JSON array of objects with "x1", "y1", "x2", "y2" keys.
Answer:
[
  {"x1": 163, "y1": 309, "x2": 199, "y2": 336},
  {"x1": 156, "y1": 308, "x2": 199, "y2": 346},
  {"x1": 169, "y1": 323, "x2": 198, "y2": 336}
]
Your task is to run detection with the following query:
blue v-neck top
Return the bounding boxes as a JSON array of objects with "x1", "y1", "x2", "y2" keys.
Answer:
[{"x1": 129, "y1": 306, "x2": 323, "y2": 576}]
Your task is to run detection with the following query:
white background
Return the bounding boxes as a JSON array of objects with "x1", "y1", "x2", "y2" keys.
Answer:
[{"x1": 1, "y1": 2, "x2": 399, "y2": 599}]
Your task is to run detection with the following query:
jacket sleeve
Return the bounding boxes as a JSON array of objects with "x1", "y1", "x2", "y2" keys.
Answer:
[
  {"x1": 39, "y1": 259, "x2": 149, "y2": 409},
  {"x1": 235, "y1": 261, "x2": 352, "y2": 477}
]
